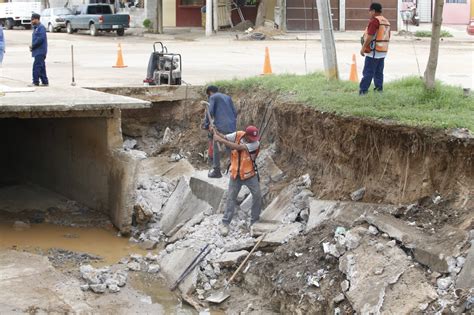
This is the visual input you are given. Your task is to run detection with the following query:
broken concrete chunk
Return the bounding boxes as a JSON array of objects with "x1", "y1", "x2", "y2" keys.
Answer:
[
  {"x1": 108, "y1": 284, "x2": 120, "y2": 293},
  {"x1": 148, "y1": 264, "x2": 160, "y2": 274},
  {"x1": 365, "y1": 212, "x2": 468, "y2": 273},
  {"x1": 189, "y1": 171, "x2": 228, "y2": 212},
  {"x1": 323, "y1": 242, "x2": 342, "y2": 258},
  {"x1": 162, "y1": 127, "x2": 172, "y2": 144},
  {"x1": 381, "y1": 267, "x2": 437, "y2": 314},
  {"x1": 367, "y1": 226, "x2": 379, "y2": 235},
  {"x1": 127, "y1": 262, "x2": 141, "y2": 271},
  {"x1": 123, "y1": 139, "x2": 137, "y2": 150},
  {"x1": 262, "y1": 223, "x2": 303, "y2": 246},
  {"x1": 341, "y1": 280, "x2": 349, "y2": 292},
  {"x1": 215, "y1": 250, "x2": 249, "y2": 267},
  {"x1": 456, "y1": 244, "x2": 474, "y2": 290},
  {"x1": 257, "y1": 152, "x2": 284, "y2": 182},
  {"x1": 437, "y1": 277, "x2": 452, "y2": 291},
  {"x1": 350, "y1": 187, "x2": 366, "y2": 201},
  {"x1": 250, "y1": 221, "x2": 280, "y2": 236},
  {"x1": 139, "y1": 240, "x2": 157, "y2": 250},
  {"x1": 89, "y1": 283, "x2": 107, "y2": 294},
  {"x1": 160, "y1": 248, "x2": 200, "y2": 294},
  {"x1": 133, "y1": 202, "x2": 154, "y2": 225},
  {"x1": 237, "y1": 185, "x2": 250, "y2": 204},
  {"x1": 160, "y1": 176, "x2": 212, "y2": 236},
  {"x1": 333, "y1": 293, "x2": 345, "y2": 304},
  {"x1": 339, "y1": 235, "x2": 411, "y2": 314}
]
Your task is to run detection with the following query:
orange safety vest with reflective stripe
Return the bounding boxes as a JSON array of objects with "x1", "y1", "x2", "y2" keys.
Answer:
[
  {"x1": 363, "y1": 16, "x2": 391, "y2": 53},
  {"x1": 230, "y1": 131, "x2": 259, "y2": 180}
]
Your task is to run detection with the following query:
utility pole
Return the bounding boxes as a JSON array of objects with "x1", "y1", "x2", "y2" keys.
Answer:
[
  {"x1": 316, "y1": 0, "x2": 339, "y2": 80},
  {"x1": 206, "y1": 0, "x2": 213, "y2": 36},
  {"x1": 157, "y1": 0, "x2": 163, "y2": 33},
  {"x1": 213, "y1": 0, "x2": 218, "y2": 32}
]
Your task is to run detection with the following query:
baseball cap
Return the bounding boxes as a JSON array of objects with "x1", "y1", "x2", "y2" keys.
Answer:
[
  {"x1": 245, "y1": 125, "x2": 259, "y2": 142},
  {"x1": 31, "y1": 13, "x2": 41, "y2": 20}
]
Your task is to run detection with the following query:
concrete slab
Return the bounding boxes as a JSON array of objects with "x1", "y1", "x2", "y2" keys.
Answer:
[
  {"x1": 215, "y1": 250, "x2": 249, "y2": 267},
  {"x1": 256, "y1": 152, "x2": 284, "y2": 182},
  {"x1": 160, "y1": 248, "x2": 199, "y2": 295},
  {"x1": 456, "y1": 243, "x2": 474, "y2": 290},
  {"x1": 137, "y1": 156, "x2": 196, "y2": 181},
  {"x1": 160, "y1": 176, "x2": 212, "y2": 236},
  {"x1": 262, "y1": 223, "x2": 304, "y2": 246},
  {"x1": 0, "y1": 86, "x2": 150, "y2": 114},
  {"x1": 260, "y1": 184, "x2": 294, "y2": 223},
  {"x1": 305, "y1": 199, "x2": 399, "y2": 232},
  {"x1": 250, "y1": 221, "x2": 281, "y2": 236},
  {"x1": 365, "y1": 213, "x2": 468, "y2": 273},
  {"x1": 190, "y1": 170, "x2": 229, "y2": 212},
  {"x1": 339, "y1": 235, "x2": 412, "y2": 314}
]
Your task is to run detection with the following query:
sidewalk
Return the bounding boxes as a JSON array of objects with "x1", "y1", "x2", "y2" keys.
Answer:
[{"x1": 137, "y1": 23, "x2": 473, "y2": 44}]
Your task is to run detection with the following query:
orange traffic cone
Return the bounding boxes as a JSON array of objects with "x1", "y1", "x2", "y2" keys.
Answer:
[
  {"x1": 113, "y1": 43, "x2": 127, "y2": 68},
  {"x1": 262, "y1": 47, "x2": 272, "y2": 75},
  {"x1": 349, "y1": 53, "x2": 358, "y2": 82}
]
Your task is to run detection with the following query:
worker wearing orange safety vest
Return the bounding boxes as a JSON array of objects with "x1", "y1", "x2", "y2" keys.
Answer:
[
  {"x1": 212, "y1": 125, "x2": 262, "y2": 237},
  {"x1": 359, "y1": 2, "x2": 391, "y2": 95}
]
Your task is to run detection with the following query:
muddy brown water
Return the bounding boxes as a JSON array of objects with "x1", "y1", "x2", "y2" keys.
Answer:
[{"x1": 0, "y1": 222, "x2": 196, "y2": 314}]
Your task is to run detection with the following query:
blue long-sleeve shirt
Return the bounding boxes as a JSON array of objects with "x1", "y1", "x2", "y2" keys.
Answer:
[
  {"x1": 31, "y1": 24, "x2": 47, "y2": 57},
  {"x1": 204, "y1": 92, "x2": 237, "y2": 133}
]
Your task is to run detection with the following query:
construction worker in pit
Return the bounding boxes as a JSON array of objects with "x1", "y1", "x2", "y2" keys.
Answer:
[
  {"x1": 359, "y1": 2, "x2": 391, "y2": 95},
  {"x1": 212, "y1": 125, "x2": 262, "y2": 237}
]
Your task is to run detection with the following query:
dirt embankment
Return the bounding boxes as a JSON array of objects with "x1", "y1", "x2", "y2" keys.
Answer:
[{"x1": 234, "y1": 91, "x2": 473, "y2": 210}]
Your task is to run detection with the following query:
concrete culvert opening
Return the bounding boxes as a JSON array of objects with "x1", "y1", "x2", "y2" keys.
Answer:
[{"x1": 1, "y1": 85, "x2": 473, "y2": 314}]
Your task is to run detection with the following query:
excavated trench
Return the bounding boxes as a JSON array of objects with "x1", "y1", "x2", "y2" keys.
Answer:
[{"x1": 1, "y1": 86, "x2": 472, "y2": 313}]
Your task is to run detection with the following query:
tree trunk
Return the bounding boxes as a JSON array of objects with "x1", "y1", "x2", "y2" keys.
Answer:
[
  {"x1": 423, "y1": 0, "x2": 444, "y2": 90},
  {"x1": 255, "y1": 0, "x2": 268, "y2": 27}
]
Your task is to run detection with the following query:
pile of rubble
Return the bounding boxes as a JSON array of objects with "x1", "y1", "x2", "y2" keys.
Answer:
[{"x1": 79, "y1": 264, "x2": 128, "y2": 294}]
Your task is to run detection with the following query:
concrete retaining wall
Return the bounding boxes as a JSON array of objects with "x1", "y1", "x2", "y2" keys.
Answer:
[{"x1": 0, "y1": 111, "x2": 136, "y2": 232}]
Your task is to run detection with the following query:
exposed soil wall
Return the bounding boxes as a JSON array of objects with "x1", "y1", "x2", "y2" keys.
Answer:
[{"x1": 233, "y1": 92, "x2": 474, "y2": 209}]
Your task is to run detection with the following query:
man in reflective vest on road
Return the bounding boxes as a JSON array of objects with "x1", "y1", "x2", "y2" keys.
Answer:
[
  {"x1": 212, "y1": 125, "x2": 262, "y2": 237},
  {"x1": 359, "y1": 2, "x2": 391, "y2": 95}
]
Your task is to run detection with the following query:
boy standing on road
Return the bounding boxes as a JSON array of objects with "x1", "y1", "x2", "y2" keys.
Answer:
[
  {"x1": 29, "y1": 13, "x2": 49, "y2": 87},
  {"x1": 359, "y1": 3, "x2": 390, "y2": 95}
]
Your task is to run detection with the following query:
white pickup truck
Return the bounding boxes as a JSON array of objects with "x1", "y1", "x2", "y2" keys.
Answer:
[{"x1": 0, "y1": 0, "x2": 41, "y2": 29}]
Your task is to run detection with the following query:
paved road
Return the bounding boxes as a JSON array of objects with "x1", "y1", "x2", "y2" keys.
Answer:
[{"x1": 0, "y1": 30, "x2": 472, "y2": 89}]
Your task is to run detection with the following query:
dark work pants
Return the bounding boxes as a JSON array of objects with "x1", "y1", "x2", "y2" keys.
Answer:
[
  {"x1": 222, "y1": 175, "x2": 262, "y2": 226},
  {"x1": 33, "y1": 55, "x2": 48, "y2": 85},
  {"x1": 359, "y1": 56, "x2": 384, "y2": 94}
]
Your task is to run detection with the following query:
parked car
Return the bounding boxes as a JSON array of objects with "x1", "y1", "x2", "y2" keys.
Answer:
[
  {"x1": 65, "y1": 4, "x2": 129, "y2": 36},
  {"x1": 41, "y1": 7, "x2": 73, "y2": 32},
  {"x1": 467, "y1": 20, "x2": 474, "y2": 36}
]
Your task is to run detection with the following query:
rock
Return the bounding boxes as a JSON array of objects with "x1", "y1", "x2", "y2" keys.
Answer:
[
  {"x1": 365, "y1": 212, "x2": 468, "y2": 273},
  {"x1": 145, "y1": 253, "x2": 159, "y2": 262},
  {"x1": 13, "y1": 221, "x2": 30, "y2": 230},
  {"x1": 256, "y1": 152, "x2": 284, "y2": 182},
  {"x1": 161, "y1": 176, "x2": 212, "y2": 236},
  {"x1": 437, "y1": 277, "x2": 452, "y2": 291},
  {"x1": 127, "y1": 262, "x2": 141, "y2": 271},
  {"x1": 239, "y1": 194, "x2": 253, "y2": 214},
  {"x1": 148, "y1": 264, "x2": 160, "y2": 274},
  {"x1": 162, "y1": 127, "x2": 172, "y2": 144},
  {"x1": 299, "y1": 208, "x2": 309, "y2": 222},
  {"x1": 350, "y1": 187, "x2": 366, "y2": 201},
  {"x1": 323, "y1": 242, "x2": 342, "y2": 258},
  {"x1": 210, "y1": 279, "x2": 217, "y2": 287},
  {"x1": 130, "y1": 254, "x2": 143, "y2": 262},
  {"x1": 262, "y1": 223, "x2": 303, "y2": 246},
  {"x1": 203, "y1": 282, "x2": 212, "y2": 291},
  {"x1": 123, "y1": 139, "x2": 137, "y2": 150},
  {"x1": 89, "y1": 283, "x2": 107, "y2": 294},
  {"x1": 80, "y1": 284, "x2": 89, "y2": 292},
  {"x1": 237, "y1": 186, "x2": 250, "y2": 203},
  {"x1": 375, "y1": 243, "x2": 385, "y2": 252},
  {"x1": 386, "y1": 240, "x2": 397, "y2": 247},
  {"x1": 456, "y1": 244, "x2": 474, "y2": 290},
  {"x1": 105, "y1": 278, "x2": 119, "y2": 287},
  {"x1": 456, "y1": 256, "x2": 466, "y2": 268},
  {"x1": 368, "y1": 226, "x2": 379, "y2": 235},
  {"x1": 139, "y1": 240, "x2": 157, "y2": 250},
  {"x1": 333, "y1": 293, "x2": 345, "y2": 304},
  {"x1": 374, "y1": 267, "x2": 384, "y2": 275},
  {"x1": 341, "y1": 280, "x2": 349, "y2": 292},
  {"x1": 113, "y1": 271, "x2": 128, "y2": 287},
  {"x1": 133, "y1": 202, "x2": 154, "y2": 225},
  {"x1": 345, "y1": 230, "x2": 361, "y2": 250},
  {"x1": 215, "y1": 250, "x2": 249, "y2": 267},
  {"x1": 108, "y1": 284, "x2": 120, "y2": 293}
]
